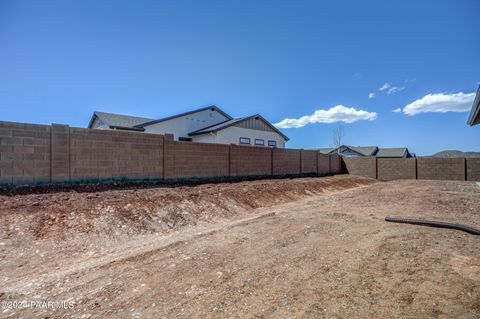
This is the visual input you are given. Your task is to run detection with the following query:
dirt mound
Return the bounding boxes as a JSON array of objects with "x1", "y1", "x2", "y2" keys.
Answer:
[
  {"x1": 0, "y1": 175, "x2": 374, "y2": 243},
  {"x1": 1, "y1": 176, "x2": 479, "y2": 318}
]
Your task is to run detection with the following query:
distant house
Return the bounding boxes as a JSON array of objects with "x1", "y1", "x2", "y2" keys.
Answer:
[
  {"x1": 467, "y1": 85, "x2": 480, "y2": 126},
  {"x1": 88, "y1": 106, "x2": 289, "y2": 148},
  {"x1": 314, "y1": 145, "x2": 413, "y2": 158}
]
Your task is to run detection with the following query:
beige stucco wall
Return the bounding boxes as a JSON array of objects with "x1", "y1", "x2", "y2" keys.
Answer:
[
  {"x1": 192, "y1": 126, "x2": 286, "y2": 148},
  {"x1": 143, "y1": 108, "x2": 229, "y2": 140}
]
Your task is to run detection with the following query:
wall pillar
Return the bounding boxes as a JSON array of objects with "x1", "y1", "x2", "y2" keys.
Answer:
[
  {"x1": 163, "y1": 133, "x2": 175, "y2": 179},
  {"x1": 51, "y1": 124, "x2": 70, "y2": 183}
]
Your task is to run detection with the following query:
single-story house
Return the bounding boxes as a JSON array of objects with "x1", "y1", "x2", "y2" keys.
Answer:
[
  {"x1": 314, "y1": 145, "x2": 413, "y2": 158},
  {"x1": 88, "y1": 106, "x2": 289, "y2": 148},
  {"x1": 467, "y1": 85, "x2": 480, "y2": 126}
]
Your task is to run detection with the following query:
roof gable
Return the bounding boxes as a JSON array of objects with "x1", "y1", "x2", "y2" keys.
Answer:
[
  {"x1": 88, "y1": 111, "x2": 153, "y2": 130},
  {"x1": 188, "y1": 114, "x2": 289, "y2": 141},
  {"x1": 467, "y1": 85, "x2": 480, "y2": 126},
  {"x1": 139, "y1": 106, "x2": 232, "y2": 128},
  {"x1": 347, "y1": 146, "x2": 378, "y2": 156},
  {"x1": 376, "y1": 148, "x2": 408, "y2": 157},
  {"x1": 309, "y1": 145, "x2": 411, "y2": 157},
  {"x1": 314, "y1": 148, "x2": 335, "y2": 154}
]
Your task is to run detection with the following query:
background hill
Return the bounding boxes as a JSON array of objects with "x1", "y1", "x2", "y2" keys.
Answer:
[{"x1": 432, "y1": 150, "x2": 480, "y2": 158}]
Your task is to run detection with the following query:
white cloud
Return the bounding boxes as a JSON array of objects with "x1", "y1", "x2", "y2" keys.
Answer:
[
  {"x1": 387, "y1": 86, "x2": 405, "y2": 94},
  {"x1": 402, "y1": 92, "x2": 475, "y2": 116},
  {"x1": 274, "y1": 105, "x2": 377, "y2": 129},
  {"x1": 379, "y1": 83, "x2": 391, "y2": 91},
  {"x1": 368, "y1": 92, "x2": 375, "y2": 99},
  {"x1": 379, "y1": 82, "x2": 405, "y2": 95},
  {"x1": 392, "y1": 108, "x2": 402, "y2": 113}
]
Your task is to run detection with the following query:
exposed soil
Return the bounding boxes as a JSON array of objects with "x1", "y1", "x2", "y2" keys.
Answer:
[{"x1": 0, "y1": 175, "x2": 479, "y2": 318}]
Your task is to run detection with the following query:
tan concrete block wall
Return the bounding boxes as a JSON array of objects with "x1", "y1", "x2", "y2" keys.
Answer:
[
  {"x1": 273, "y1": 148, "x2": 301, "y2": 175},
  {"x1": 466, "y1": 158, "x2": 480, "y2": 181},
  {"x1": 0, "y1": 121, "x2": 51, "y2": 185},
  {"x1": 171, "y1": 141, "x2": 229, "y2": 178},
  {"x1": 0, "y1": 120, "x2": 343, "y2": 185},
  {"x1": 230, "y1": 145, "x2": 272, "y2": 177},
  {"x1": 301, "y1": 150, "x2": 318, "y2": 174},
  {"x1": 318, "y1": 153, "x2": 331, "y2": 174},
  {"x1": 51, "y1": 124, "x2": 70, "y2": 182},
  {"x1": 342, "y1": 157, "x2": 375, "y2": 178},
  {"x1": 163, "y1": 134, "x2": 175, "y2": 179},
  {"x1": 330, "y1": 154, "x2": 342, "y2": 174},
  {"x1": 377, "y1": 158, "x2": 416, "y2": 181},
  {"x1": 69, "y1": 128, "x2": 163, "y2": 181},
  {"x1": 417, "y1": 157, "x2": 465, "y2": 181}
]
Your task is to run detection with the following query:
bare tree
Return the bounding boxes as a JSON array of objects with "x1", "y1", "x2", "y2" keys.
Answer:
[{"x1": 332, "y1": 126, "x2": 345, "y2": 154}]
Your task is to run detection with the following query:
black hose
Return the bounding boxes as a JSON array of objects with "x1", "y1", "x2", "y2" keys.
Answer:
[{"x1": 385, "y1": 216, "x2": 480, "y2": 236}]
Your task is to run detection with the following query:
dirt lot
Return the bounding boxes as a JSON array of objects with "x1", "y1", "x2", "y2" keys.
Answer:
[{"x1": 0, "y1": 175, "x2": 479, "y2": 318}]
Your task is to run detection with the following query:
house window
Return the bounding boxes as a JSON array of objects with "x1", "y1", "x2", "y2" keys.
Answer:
[
  {"x1": 179, "y1": 137, "x2": 192, "y2": 142},
  {"x1": 255, "y1": 139, "x2": 265, "y2": 146},
  {"x1": 239, "y1": 137, "x2": 251, "y2": 145},
  {"x1": 268, "y1": 140, "x2": 277, "y2": 147}
]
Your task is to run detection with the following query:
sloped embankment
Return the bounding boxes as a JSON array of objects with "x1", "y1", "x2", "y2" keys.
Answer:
[{"x1": 0, "y1": 175, "x2": 375, "y2": 242}]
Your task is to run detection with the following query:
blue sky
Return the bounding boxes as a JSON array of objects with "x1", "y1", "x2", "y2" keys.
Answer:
[{"x1": 0, "y1": 0, "x2": 478, "y2": 155}]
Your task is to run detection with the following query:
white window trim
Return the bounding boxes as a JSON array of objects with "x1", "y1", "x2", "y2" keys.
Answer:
[
  {"x1": 255, "y1": 138, "x2": 265, "y2": 146},
  {"x1": 239, "y1": 137, "x2": 251, "y2": 145}
]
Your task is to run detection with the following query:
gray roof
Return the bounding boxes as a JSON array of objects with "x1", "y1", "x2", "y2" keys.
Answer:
[
  {"x1": 88, "y1": 107, "x2": 289, "y2": 141},
  {"x1": 311, "y1": 145, "x2": 378, "y2": 156},
  {"x1": 188, "y1": 114, "x2": 290, "y2": 141},
  {"x1": 310, "y1": 148, "x2": 334, "y2": 154},
  {"x1": 88, "y1": 106, "x2": 232, "y2": 131},
  {"x1": 139, "y1": 106, "x2": 232, "y2": 127},
  {"x1": 188, "y1": 117, "x2": 248, "y2": 135},
  {"x1": 467, "y1": 85, "x2": 480, "y2": 126},
  {"x1": 347, "y1": 146, "x2": 378, "y2": 156},
  {"x1": 309, "y1": 145, "x2": 410, "y2": 157},
  {"x1": 376, "y1": 148, "x2": 408, "y2": 157},
  {"x1": 308, "y1": 146, "x2": 377, "y2": 155},
  {"x1": 89, "y1": 111, "x2": 154, "y2": 131}
]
